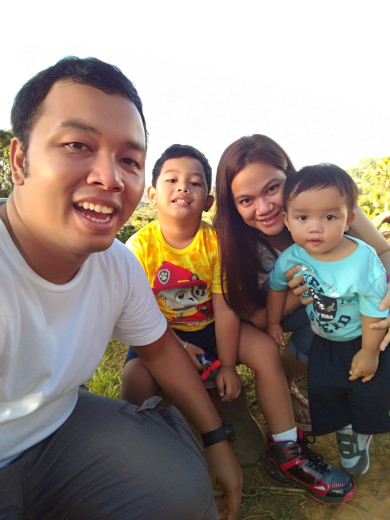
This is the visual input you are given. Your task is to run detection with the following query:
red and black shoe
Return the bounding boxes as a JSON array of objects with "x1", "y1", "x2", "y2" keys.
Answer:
[{"x1": 264, "y1": 429, "x2": 355, "y2": 504}]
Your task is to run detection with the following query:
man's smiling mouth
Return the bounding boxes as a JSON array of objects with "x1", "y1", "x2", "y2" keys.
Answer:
[{"x1": 76, "y1": 201, "x2": 114, "y2": 223}]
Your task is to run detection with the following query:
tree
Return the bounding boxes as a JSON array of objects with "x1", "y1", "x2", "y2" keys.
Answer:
[
  {"x1": 347, "y1": 157, "x2": 390, "y2": 218},
  {"x1": 0, "y1": 129, "x2": 13, "y2": 198}
]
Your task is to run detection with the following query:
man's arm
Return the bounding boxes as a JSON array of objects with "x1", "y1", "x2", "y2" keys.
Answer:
[
  {"x1": 133, "y1": 327, "x2": 242, "y2": 520},
  {"x1": 212, "y1": 292, "x2": 242, "y2": 402},
  {"x1": 349, "y1": 315, "x2": 387, "y2": 382},
  {"x1": 266, "y1": 288, "x2": 288, "y2": 346}
]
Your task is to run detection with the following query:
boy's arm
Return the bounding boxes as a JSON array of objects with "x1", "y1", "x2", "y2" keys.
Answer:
[
  {"x1": 266, "y1": 288, "x2": 289, "y2": 346},
  {"x1": 349, "y1": 315, "x2": 387, "y2": 382},
  {"x1": 134, "y1": 327, "x2": 242, "y2": 519},
  {"x1": 212, "y1": 292, "x2": 242, "y2": 402}
]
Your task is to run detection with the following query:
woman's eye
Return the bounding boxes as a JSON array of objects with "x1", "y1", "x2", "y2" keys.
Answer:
[{"x1": 267, "y1": 183, "x2": 279, "y2": 193}]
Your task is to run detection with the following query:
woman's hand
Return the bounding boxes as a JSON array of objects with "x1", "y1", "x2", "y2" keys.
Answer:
[
  {"x1": 369, "y1": 284, "x2": 390, "y2": 351},
  {"x1": 284, "y1": 265, "x2": 313, "y2": 305}
]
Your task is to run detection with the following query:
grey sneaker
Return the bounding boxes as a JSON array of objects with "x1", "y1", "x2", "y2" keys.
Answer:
[{"x1": 336, "y1": 425, "x2": 373, "y2": 476}]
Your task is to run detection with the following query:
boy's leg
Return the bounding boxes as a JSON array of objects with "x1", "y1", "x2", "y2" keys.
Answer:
[
  {"x1": 337, "y1": 343, "x2": 390, "y2": 476},
  {"x1": 181, "y1": 322, "x2": 267, "y2": 466},
  {"x1": 0, "y1": 388, "x2": 217, "y2": 520},
  {"x1": 120, "y1": 356, "x2": 159, "y2": 404}
]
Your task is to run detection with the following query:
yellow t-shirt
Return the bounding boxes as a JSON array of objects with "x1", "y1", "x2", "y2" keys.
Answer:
[{"x1": 126, "y1": 220, "x2": 222, "y2": 331}]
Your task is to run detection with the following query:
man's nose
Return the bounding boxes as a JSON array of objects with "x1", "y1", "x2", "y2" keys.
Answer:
[{"x1": 87, "y1": 153, "x2": 124, "y2": 191}]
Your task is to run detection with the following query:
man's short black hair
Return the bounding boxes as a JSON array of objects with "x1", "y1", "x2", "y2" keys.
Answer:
[
  {"x1": 11, "y1": 56, "x2": 147, "y2": 152},
  {"x1": 151, "y1": 144, "x2": 212, "y2": 193}
]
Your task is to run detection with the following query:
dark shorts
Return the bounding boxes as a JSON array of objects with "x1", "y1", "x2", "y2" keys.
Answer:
[
  {"x1": 125, "y1": 321, "x2": 217, "y2": 364},
  {"x1": 308, "y1": 335, "x2": 390, "y2": 436}
]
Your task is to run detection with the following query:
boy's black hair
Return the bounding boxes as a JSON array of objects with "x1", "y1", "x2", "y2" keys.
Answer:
[
  {"x1": 283, "y1": 163, "x2": 358, "y2": 212},
  {"x1": 11, "y1": 56, "x2": 147, "y2": 152},
  {"x1": 151, "y1": 144, "x2": 212, "y2": 193}
]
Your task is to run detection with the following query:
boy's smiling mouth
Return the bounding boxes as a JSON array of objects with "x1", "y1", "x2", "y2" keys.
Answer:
[{"x1": 173, "y1": 198, "x2": 190, "y2": 205}]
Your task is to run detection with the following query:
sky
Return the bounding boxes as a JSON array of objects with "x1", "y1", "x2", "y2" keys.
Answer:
[{"x1": 1, "y1": 0, "x2": 389, "y2": 185}]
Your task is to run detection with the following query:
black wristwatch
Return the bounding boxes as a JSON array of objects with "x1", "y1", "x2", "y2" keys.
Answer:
[{"x1": 201, "y1": 421, "x2": 235, "y2": 448}]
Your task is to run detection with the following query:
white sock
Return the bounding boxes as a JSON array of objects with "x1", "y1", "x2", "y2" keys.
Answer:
[{"x1": 272, "y1": 427, "x2": 298, "y2": 443}]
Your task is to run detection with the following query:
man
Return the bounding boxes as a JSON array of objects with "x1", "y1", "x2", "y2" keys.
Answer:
[{"x1": 0, "y1": 57, "x2": 242, "y2": 519}]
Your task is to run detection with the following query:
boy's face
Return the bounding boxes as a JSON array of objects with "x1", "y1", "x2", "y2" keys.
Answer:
[
  {"x1": 283, "y1": 186, "x2": 355, "y2": 259},
  {"x1": 148, "y1": 157, "x2": 213, "y2": 218},
  {"x1": 10, "y1": 80, "x2": 146, "y2": 262}
]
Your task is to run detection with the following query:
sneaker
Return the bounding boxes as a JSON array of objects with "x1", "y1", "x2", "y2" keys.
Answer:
[
  {"x1": 264, "y1": 429, "x2": 355, "y2": 504},
  {"x1": 336, "y1": 425, "x2": 373, "y2": 476}
]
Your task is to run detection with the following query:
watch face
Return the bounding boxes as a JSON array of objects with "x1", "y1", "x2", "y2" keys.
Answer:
[{"x1": 223, "y1": 421, "x2": 235, "y2": 442}]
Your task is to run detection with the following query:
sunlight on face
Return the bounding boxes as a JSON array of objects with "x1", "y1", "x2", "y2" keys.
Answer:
[
  {"x1": 283, "y1": 186, "x2": 354, "y2": 260},
  {"x1": 231, "y1": 162, "x2": 287, "y2": 236}
]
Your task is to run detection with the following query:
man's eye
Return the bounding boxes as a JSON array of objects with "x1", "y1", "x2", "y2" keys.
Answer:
[
  {"x1": 67, "y1": 142, "x2": 88, "y2": 151},
  {"x1": 122, "y1": 158, "x2": 138, "y2": 167},
  {"x1": 166, "y1": 178, "x2": 176, "y2": 183}
]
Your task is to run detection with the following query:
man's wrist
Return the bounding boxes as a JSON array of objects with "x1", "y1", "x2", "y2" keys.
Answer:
[{"x1": 201, "y1": 421, "x2": 235, "y2": 448}]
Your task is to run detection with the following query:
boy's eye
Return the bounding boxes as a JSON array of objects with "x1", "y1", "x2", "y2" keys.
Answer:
[
  {"x1": 166, "y1": 178, "x2": 176, "y2": 183},
  {"x1": 190, "y1": 181, "x2": 202, "y2": 187}
]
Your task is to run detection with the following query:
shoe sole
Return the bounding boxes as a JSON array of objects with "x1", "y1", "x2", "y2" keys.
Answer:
[{"x1": 263, "y1": 459, "x2": 356, "y2": 504}]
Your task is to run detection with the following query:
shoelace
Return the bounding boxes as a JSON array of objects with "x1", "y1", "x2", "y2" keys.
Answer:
[{"x1": 299, "y1": 438, "x2": 331, "y2": 473}]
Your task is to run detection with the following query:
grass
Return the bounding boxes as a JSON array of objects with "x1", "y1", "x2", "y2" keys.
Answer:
[{"x1": 88, "y1": 339, "x2": 390, "y2": 520}]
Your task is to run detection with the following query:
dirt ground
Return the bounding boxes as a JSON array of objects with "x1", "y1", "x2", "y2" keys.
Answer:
[{"x1": 237, "y1": 393, "x2": 390, "y2": 520}]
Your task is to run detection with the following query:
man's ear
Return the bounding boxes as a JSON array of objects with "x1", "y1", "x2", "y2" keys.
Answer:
[
  {"x1": 282, "y1": 211, "x2": 290, "y2": 231},
  {"x1": 147, "y1": 186, "x2": 157, "y2": 205},
  {"x1": 345, "y1": 210, "x2": 356, "y2": 231},
  {"x1": 203, "y1": 194, "x2": 214, "y2": 213},
  {"x1": 10, "y1": 138, "x2": 26, "y2": 186}
]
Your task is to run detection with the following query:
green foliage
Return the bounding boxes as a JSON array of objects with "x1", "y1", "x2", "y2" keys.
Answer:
[
  {"x1": 0, "y1": 129, "x2": 13, "y2": 198},
  {"x1": 87, "y1": 339, "x2": 128, "y2": 398},
  {"x1": 348, "y1": 157, "x2": 390, "y2": 218}
]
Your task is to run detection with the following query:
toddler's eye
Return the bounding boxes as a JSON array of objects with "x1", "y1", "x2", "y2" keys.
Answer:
[
  {"x1": 297, "y1": 215, "x2": 307, "y2": 221},
  {"x1": 325, "y1": 215, "x2": 335, "y2": 221}
]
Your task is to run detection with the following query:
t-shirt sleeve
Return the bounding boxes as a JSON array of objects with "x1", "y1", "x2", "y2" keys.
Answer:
[
  {"x1": 112, "y1": 249, "x2": 167, "y2": 346},
  {"x1": 269, "y1": 255, "x2": 289, "y2": 291}
]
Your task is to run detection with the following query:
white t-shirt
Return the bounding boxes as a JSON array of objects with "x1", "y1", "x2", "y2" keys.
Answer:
[{"x1": 0, "y1": 221, "x2": 167, "y2": 464}]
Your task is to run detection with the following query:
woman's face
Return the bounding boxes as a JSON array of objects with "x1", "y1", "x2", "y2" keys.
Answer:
[{"x1": 231, "y1": 161, "x2": 287, "y2": 236}]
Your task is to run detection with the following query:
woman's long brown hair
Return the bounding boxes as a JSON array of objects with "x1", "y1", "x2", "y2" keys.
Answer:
[{"x1": 214, "y1": 134, "x2": 295, "y2": 316}]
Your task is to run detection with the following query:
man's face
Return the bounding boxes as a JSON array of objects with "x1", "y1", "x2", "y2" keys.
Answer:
[{"x1": 11, "y1": 80, "x2": 146, "y2": 262}]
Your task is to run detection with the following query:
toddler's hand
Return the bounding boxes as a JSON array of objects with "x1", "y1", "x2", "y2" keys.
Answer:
[{"x1": 349, "y1": 349, "x2": 379, "y2": 382}]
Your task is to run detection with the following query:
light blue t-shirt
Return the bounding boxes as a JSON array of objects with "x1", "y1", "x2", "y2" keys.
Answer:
[{"x1": 269, "y1": 236, "x2": 388, "y2": 341}]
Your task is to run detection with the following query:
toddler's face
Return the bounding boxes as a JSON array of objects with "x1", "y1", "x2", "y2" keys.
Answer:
[{"x1": 283, "y1": 186, "x2": 355, "y2": 259}]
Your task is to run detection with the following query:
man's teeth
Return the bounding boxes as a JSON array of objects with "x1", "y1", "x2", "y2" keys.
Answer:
[{"x1": 77, "y1": 202, "x2": 114, "y2": 214}]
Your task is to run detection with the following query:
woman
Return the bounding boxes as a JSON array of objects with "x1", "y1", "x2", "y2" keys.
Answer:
[{"x1": 214, "y1": 134, "x2": 390, "y2": 429}]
